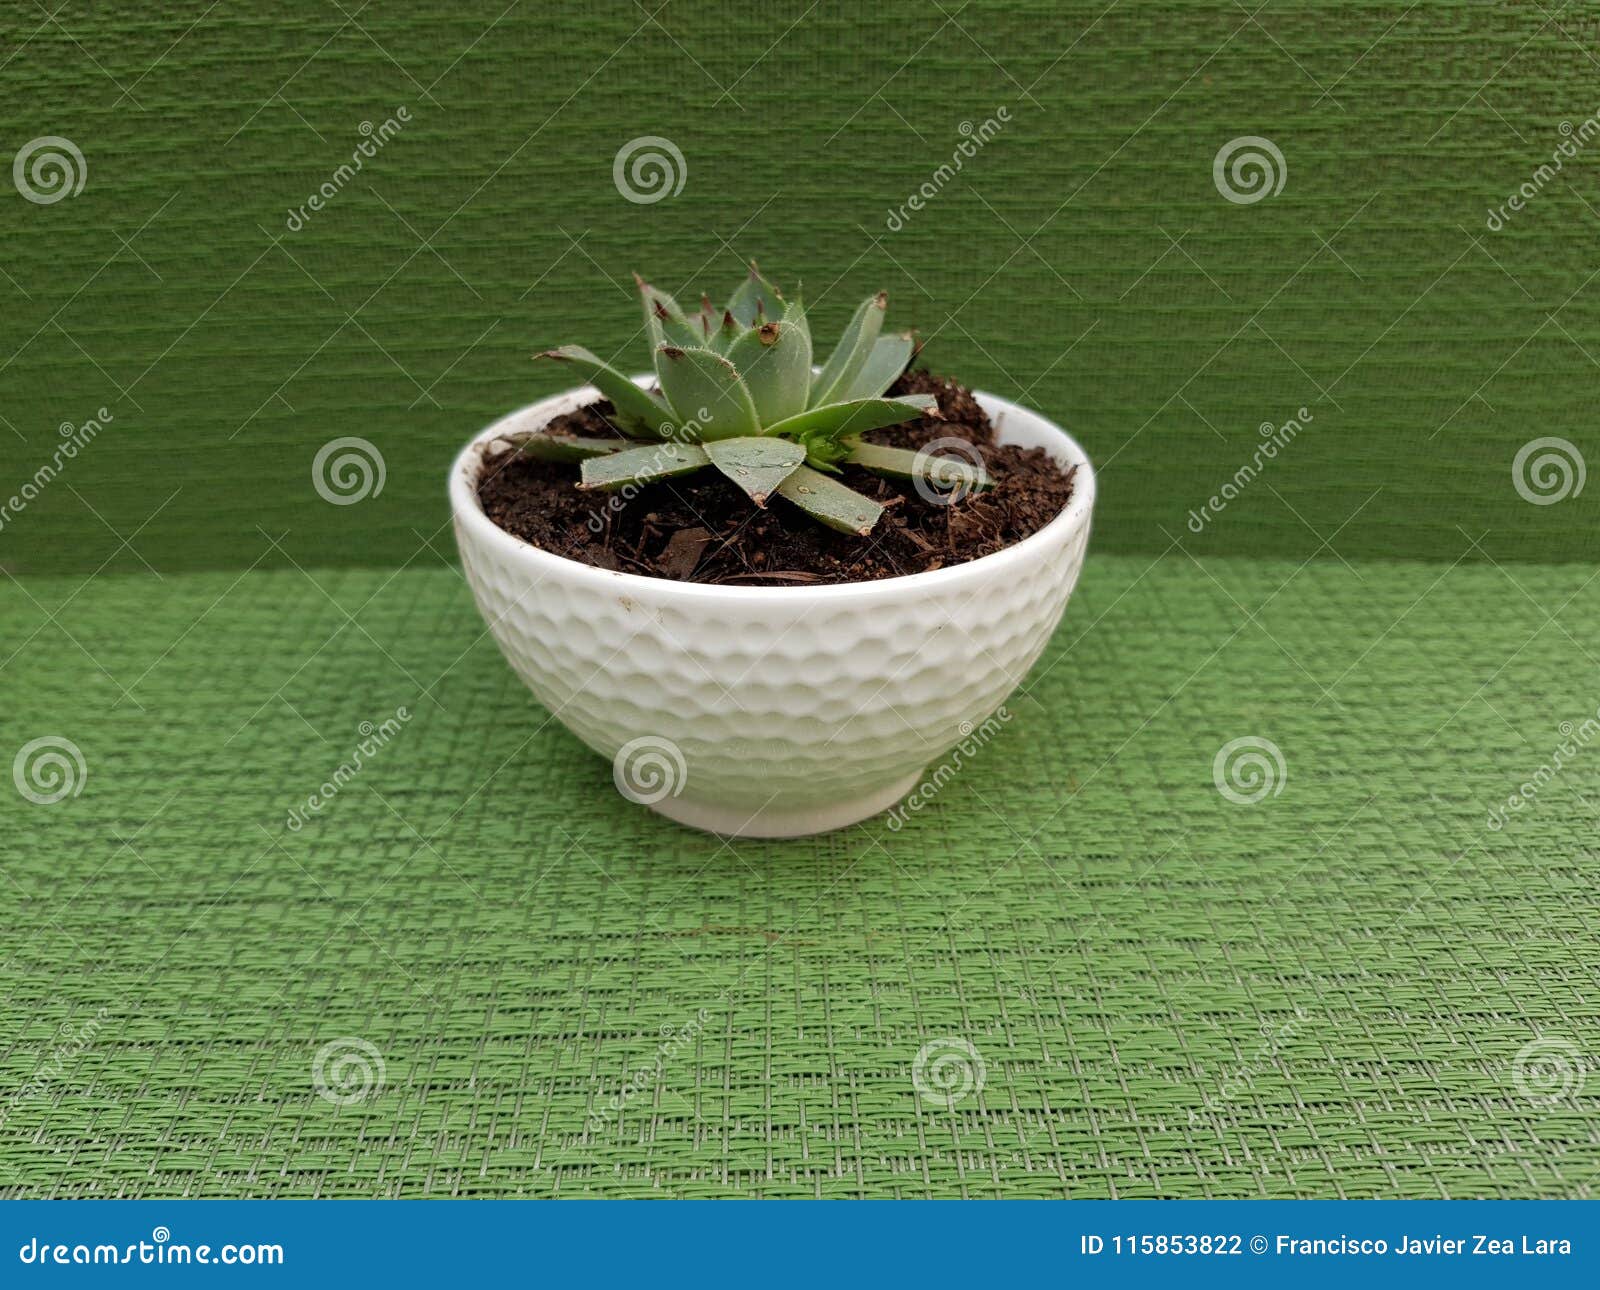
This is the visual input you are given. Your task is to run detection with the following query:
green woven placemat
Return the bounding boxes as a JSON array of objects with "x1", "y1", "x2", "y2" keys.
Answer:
[{"x1": 2, "y1": 555, "x2": 1595, "y2": 1197}]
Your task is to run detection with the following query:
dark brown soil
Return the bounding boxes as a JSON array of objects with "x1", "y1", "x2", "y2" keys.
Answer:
[{"x1": 475, "y1": 371, "x2": 1076, "y2": 586}]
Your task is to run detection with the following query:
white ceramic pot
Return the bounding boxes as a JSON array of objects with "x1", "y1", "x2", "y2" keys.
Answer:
[{"x1": 450, "y1": 384, "x2": 1095, "y2": 838}]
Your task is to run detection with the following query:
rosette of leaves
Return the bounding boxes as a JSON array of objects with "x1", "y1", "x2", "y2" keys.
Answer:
[{"x1": 519, "y1": 265, "x2": 989, "y2": 535}]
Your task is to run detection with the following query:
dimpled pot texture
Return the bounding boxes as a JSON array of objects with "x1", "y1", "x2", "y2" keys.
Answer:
[{"x1": 450, "y1": 383, "x2": 1095, "y2": 838}]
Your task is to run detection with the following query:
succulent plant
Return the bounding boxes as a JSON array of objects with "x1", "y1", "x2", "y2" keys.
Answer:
[{"x1": 519, "y1": 265, "x2": 990, "y2": 535}]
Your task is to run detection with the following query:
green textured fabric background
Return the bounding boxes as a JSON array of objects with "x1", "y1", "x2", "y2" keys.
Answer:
[
  {"x1": 3, "y1": 0, "x2": 1596, "y2": 571},
  {"x1": 3, "y1": 2, "x2": 1598, "y2": 1199},
  {"x1": 3, "y1": 559, "x2": 1598, "y2": 1197}
]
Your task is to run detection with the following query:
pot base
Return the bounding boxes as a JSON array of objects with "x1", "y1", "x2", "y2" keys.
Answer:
[{"x1": 639, "y1": 770, "x2": 926, "y2": 839}]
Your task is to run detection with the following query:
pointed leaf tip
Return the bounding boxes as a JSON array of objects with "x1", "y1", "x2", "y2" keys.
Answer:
[
  {"x1": 655, "y1": 345, "x2": 760, "y2": 439},
  {"x1": 811, "y1": 293, "x2": 891, "y2": 406},
  {"x1": 776, "y1": 465, "x2": 885, "y2": 535},
  {"x1": 535, "y1": 345, "x2": 675, "y2": 437},
  {"x1": 727, "y1": 319, "x2": 811, "y2": 425},
  {"x1": 704, "y1": 436, "x2": 804, "y2": 507}
]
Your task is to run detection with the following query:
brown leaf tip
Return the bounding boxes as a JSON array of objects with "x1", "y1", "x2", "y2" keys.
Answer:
[{"x1": 757, "y1": 322, "x2": 781, "y2": 346}]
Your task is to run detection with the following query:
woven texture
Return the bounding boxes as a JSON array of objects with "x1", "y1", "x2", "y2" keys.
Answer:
[
  {"x1": 3, "y1": 0, "x2": 1596, "y2": 575},
  {"x1": 3, "y1": 557, "x2": 1596, "y2": 1198}
]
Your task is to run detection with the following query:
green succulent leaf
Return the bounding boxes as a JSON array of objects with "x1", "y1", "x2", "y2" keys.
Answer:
[
  {"x1": 846, "y1": 441, "x2": 991, "y2": 492},
  {"x1": 507, "y1": 431, "x2": 628, "y2": 463},
  {"x1": 635, "y1": 276, "x2": 703, "y2": 350},
  {"x1": 578, "y1": 441, "x2": 709, "y2": 491},
  {"x1": 775, "y1": 465, "x2": 885, "y2": 536},
  {"x1": 654, "y1": 345, "x2": 761, "y2": 441},
  {"x1": 712, "y1": 309, "x2": 742, "y2": 355},
  {"x1": 535, "y1": 346, "x2": 675, "y2": 438},
  {"x1": 726, "y1": 263, "x2": 785, "y2": 327},
  {"x1": 774, "y1": 291, "x2": 813, "y2": 382},
  {"x1": 765, "y1": 393, "x2": 938, "y2": 460},
  {"x1": 543, "y1": 266, "x2": 946, "y2": 536},
  {"x1": 725, "y1": 320, "x2": 812, "y2": 427},
  {"x1": 703, "y1": 436, "x2": 806, "y2": 507},
  {"x1": 810, "y1": 292, "x2": 888, "y2": 406},
  {"x1": 843, "y1": 333, "x2": 916, "y2": 402}
]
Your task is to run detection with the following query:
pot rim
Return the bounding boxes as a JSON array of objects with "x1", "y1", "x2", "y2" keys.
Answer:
[{"x1": 449, "y1": 383, "x2": 1095, "y2": 603}]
